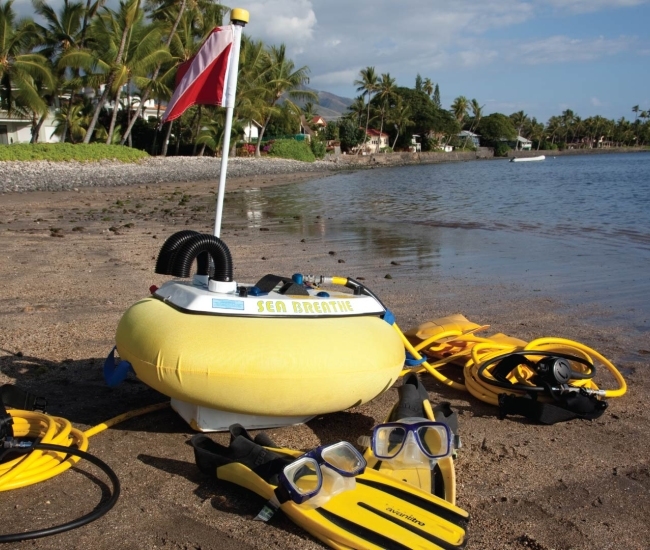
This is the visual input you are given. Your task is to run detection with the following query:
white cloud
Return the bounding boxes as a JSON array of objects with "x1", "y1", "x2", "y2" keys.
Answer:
[
  {"x1": 544, "y1": 0, "x2": 647, "y2": 14},
  {"x1": 243, "y1": 0, "x2": 317, "y2": 43},
  {"x1": 591, "y1": 97, "x2": 605, "y2": 107},
  {"x1": 513, "y1": 35, "x2": 636, "y2": 64},
  {"x1": 310, "y1": 69, "x2": 360, "y2": 88}
]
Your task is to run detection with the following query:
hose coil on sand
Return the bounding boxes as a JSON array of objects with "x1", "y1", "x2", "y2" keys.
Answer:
[
  {"x1": 392, "y1": 316, "x2": 627, "y2": 407},
  {"x1": 0, "y1": 402, "x2": 168, "y2": 542}
]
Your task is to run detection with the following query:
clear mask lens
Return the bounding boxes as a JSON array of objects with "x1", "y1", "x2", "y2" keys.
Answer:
[
  {"x1": 280, "y1": 441, "x2": 366, "y2": 506},
  {"x1": 320, "y1": 441, "x2": 365, "y2": 475},
  {"x1": 372, "y1": 420, "x2": 452, "y2": 461},
  {"x1": 282, "y1": 457, "x2": 321, "y2": 500}
]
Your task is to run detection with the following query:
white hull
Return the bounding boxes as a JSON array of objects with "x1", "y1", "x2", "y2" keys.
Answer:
[{"x1": 510, "y1": 155, "x2": 546, "y2": 162}]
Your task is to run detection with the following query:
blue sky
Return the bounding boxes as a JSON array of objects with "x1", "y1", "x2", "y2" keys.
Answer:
[
  {"x1": 16, "y1": 0, "x2": 650, "y2": 122},
  {"x1": 238, "y1": 0, "x2": 650, "y2": 122}
]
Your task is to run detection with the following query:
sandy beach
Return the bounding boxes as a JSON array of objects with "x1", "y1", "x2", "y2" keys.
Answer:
[{"x1": 1, "y1": 169, "x2": 649, "y2": 550}]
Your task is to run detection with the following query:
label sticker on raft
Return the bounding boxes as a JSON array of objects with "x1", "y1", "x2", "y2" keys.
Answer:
[
  {"x1": 257, "y1": 300, "x2": 354, "y2": 314},
  {"x1": 212, "y1": 299, "x2": 245, "y2": 310}
]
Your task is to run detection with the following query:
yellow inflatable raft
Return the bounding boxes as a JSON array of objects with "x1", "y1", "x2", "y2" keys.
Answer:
[
  {"x1": 108, "y1": 231, "x2": 405, "y2": 423},
  {"x1": 116, "y1": 296, "x2": 404, "y2": 415}
]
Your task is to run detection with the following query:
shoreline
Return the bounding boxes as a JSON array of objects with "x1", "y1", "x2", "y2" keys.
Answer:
[{"x1": 1, "y1": 147, "x2": 646, "y2": 194}]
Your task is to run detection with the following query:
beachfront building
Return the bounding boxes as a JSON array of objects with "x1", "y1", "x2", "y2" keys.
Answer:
[
  {"x1": 243, "y1": 120, "x2": 262, "y2": 143},
  {"x1": 0, "y1": 110, "x2": 59, "y2": 144},
  {"x1": 410, "y1": 134, "x2": 422, "y2": 152},
  {"x1": 457, "y1": 130, "x2": 480, "y2": 148},
  {"x1": 311, "y1": 115, "x2": 327, "y2": 131},
  {"x1": 365, "y1": 128, "x2": 389, "y2": 153},
  {"x1": 515, "y1": 135, "x2": 532, "y2": 150}
]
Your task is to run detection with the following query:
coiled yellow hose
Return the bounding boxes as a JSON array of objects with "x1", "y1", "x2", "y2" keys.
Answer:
[
  {"x1": 394, "y1": 323, "x2": 627, "y2": 406},
  {"x1": 1, "y1": 402, "x2": 168, "y2": 492}
]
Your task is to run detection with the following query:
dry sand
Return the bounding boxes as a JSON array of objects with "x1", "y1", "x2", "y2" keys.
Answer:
[{"x1": 1, "y1": 172, "x2": 649, "y2": 549}]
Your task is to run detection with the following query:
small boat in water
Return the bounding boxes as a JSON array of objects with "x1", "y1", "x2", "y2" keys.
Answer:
[{"x1": 510, "y1": 155, "x2": 546, "y2": 162}]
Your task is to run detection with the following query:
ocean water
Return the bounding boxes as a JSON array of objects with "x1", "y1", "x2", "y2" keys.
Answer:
[{"x1": 224, "y1": 153, "x2": 650, "y2": 328}]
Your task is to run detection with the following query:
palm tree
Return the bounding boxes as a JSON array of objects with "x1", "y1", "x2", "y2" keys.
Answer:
[
  {"x1": 450, "y1": 96, "x2": 468, "y2": 125},
  {"x1": 252, "y1": 44, "x2": 315, "y2": 156},
  {"x1": 354, "y1": 66, "x2": 378, "y2": 152},
  {"x1": 32, "y1": 0, "x2": 86, "y2": 142},
  {"x1": 546, "y1": 115, "x2": 561, "y2": 144},
  {"x1": 388, "y1": 97, "x2": 412, "y2": 150},
  {"x1": 346, "y1": 95, "x2": 365, "y2": 127},
  {"x1": 561, "y1": 108, "x2": 575, "y2": 145},
  {"x1": 422, "y1": 77, "x2": 433, "y2": 98},
  {"x1": 120, "y1": 0, "x2": 192, "y2": 145},
  {"x1": 105, "y1": 17, "x2": 170, "y2": 144},
  {"x1": 51, "y1": 99, "x2": 92, "y2": 142},
  {"x1": 74, "y1": 0, "x2": 143, "y2": 143},
  {"x1": 0, "y1": 1, "x2": 53, "y2": 117},
  {"x1": 375, "y1": 72, "x2": 395, "y2": 152},
  {"x1": 461, "y1": 98, "x2": 483, "y2": 149},
  {"x1": 632, "y1": 105, "x2": 639, "y2": 122}
]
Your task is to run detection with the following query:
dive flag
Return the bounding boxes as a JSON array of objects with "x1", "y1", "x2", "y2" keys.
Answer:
[{"x1": 161, "y1": 25, "x2": 234, "y2": 124}]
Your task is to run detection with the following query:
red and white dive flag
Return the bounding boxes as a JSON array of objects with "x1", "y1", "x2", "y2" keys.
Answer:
[{"x1": 161, "y1": 25, "x2": 234, "y2": 124}]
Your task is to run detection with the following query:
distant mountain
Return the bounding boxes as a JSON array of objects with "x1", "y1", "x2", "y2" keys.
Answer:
[
  {"x1": 286, "y1": 86, "x2": 353, "y2": 121},
  {"x1": 315, "y1": 91, "x2": 353, "y2": 120}
]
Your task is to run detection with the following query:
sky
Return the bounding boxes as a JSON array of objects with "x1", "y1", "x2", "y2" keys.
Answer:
[{"x1": 15, "y1": 0, "x2": 650, "y2": 122}]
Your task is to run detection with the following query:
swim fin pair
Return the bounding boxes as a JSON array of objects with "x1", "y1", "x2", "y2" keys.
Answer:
[
  {"x1": 361, "y1": 373, "x2": 460, "y2": 504},
  {"x1": 191, "y1": 424, "x2": 468, "y2": 550}
]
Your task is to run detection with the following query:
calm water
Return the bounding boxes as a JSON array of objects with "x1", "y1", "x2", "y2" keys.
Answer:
[{"x1": 224, "y1": 153, "x2": 650, "y2": 328}]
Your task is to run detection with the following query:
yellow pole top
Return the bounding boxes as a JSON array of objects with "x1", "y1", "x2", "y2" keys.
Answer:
[{"x1": 230, "y1": 8, "x2": 249, "y2": 25}]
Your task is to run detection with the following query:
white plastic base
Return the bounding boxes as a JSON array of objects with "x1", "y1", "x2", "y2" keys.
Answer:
[{"x1": 170, "y1": 398, "x2": 315, "y2": 432}]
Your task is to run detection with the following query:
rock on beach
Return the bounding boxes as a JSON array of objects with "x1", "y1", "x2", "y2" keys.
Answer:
[{"x1": 0, "y1": 157, "x2": 342, "y2": 193}]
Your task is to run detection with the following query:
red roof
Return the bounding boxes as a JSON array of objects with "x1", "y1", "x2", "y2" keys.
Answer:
[{"x1": 366, "y1": 128, "x2": 388, "y2": 137}]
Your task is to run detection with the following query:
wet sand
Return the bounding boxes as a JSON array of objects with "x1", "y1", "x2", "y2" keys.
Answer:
[{"x1": 1, "y1": 174, "x2": 649, "y2": 550}]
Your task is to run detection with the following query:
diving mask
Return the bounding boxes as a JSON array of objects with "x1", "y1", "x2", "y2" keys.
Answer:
[
  {"x1": 277, "y1": 441, "x2": 366, "y2": 506},
  {"x1": 360, "y1": 418, "x2": 453, "y2": 466}
]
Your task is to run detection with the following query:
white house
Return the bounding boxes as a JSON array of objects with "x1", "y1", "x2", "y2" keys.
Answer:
[
  {"x1": 243, "y1": 120, "x2": 262, "y2": 143},
  {"x1": 515, "y1": 135, "x2": 532, "y2": 150},
  {"x1": 410, "y1": 134, "x2": 422, "y2": 152},
  {"x1": 365, "y1": 128, "x2": 389, "y2": 153},
  {"x1": 0, "y1": 110, "x2": 59, "y2": 144},
  {"x1": 457, "y1": 130, "x2": 480, "y2": 148}
]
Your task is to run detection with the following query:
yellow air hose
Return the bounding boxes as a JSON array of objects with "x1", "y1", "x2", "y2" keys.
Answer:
[
  {"x1": 1, "y1": 402, "x2": 168, "y2": 492},
  {"x1": 395, "y1": 323, "x2": 627, "y2": 406}
]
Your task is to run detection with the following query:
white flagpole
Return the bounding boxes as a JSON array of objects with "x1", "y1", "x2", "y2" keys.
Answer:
[{"x1": 214, "y1": 9, "x2": 249, "y2": 237}]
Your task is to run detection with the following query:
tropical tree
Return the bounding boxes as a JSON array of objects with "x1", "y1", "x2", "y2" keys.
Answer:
[
  {"x1": 422, "y1": 77, "x2": 433, "y2": 98},
  {"x1": 476, "y1": 113, "x2": 516, "y2": 145},
  {"x1": 338, "y1": 117, "x2": 364, "y2": 152},
  {"x1": 252, "y1": 43, "x2": 315, "y2": 156},
  {"x1": 374, "y1": 72, "x2": 395, "y2": 151},
  {"x1": 0, "y1": 1, "x2": 53, "y2": 118},
  {"x1": 510, "y1": 110, "x2": 528, "y2": 149},
  {"x1": 32, "y1": 0, "x2": 86, "y2": 142},
  {"x1": 51, "y1": 99, "x2": 91, "y2": 142},
  {"x1": 71, "y1": 0, "x2": 143, "y2": 143},
  {"x1": 545, "y1": 115, "x2": 561, "y2": 144},
  {"x1": 346, "y1": 94, "x2": 365, "y2": 126},
  {"x1": 632, "y1": 104, "x2": 639, "y2": 122},
  {"x1": 106, "y1": 16, "x2": 170, "y2": 144},
  {"x1": 387, "y1": 96, "x2": 413, "y2": 150},
  {"x1": 354, "y1": 65, "x2": 378, "y2": 152},
  {"x1": 432, "y1": 84, "x2": 441, "y2": 109},
  {"x1": 561, "y1": 108, "x2": 575, "y2": 144},
  {"x1": 414, "y1": 73, "x2": 422, "y2": 92},
  {"x1": 450, "y1": 95, "x2": 468, "y2": 126}
]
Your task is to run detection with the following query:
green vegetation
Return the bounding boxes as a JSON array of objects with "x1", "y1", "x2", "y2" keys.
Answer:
[
  {"x1": 0, "y1": 143, "x2": 149, "y2": 162},
  {"x1": 337, "y1": 67, "x2": 650, "y2": 154},
  {"x1": 268, "y1": 139, "x2": 315, "y2": 162}
]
